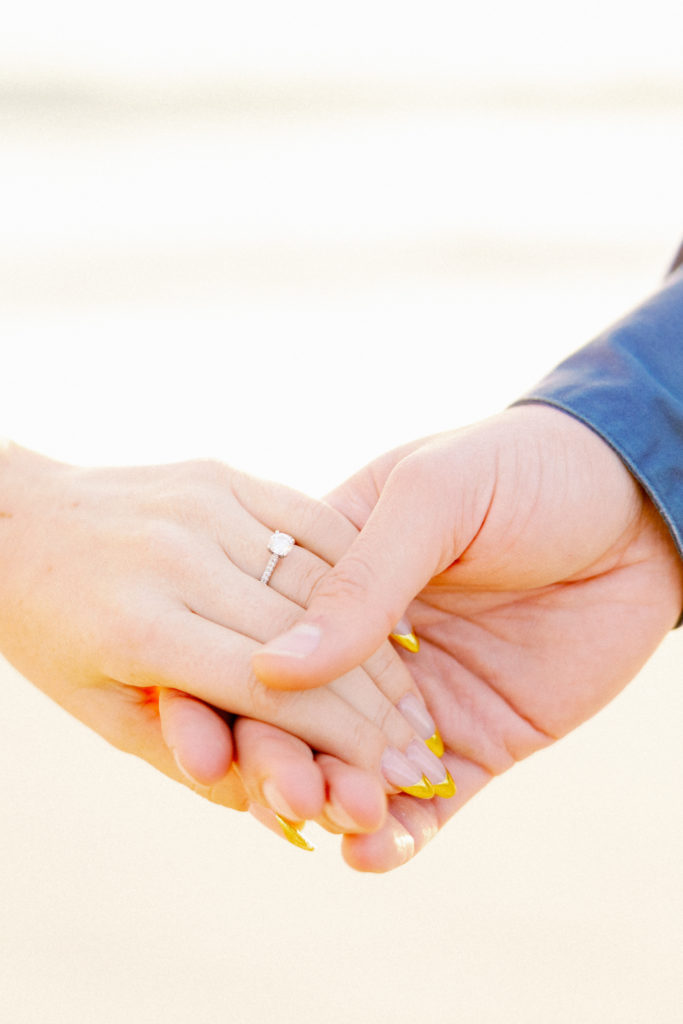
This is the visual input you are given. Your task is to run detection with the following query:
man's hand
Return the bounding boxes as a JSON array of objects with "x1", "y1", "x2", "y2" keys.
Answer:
[{"x1": 254, "y1": 405, "x2": 683, "y2": 870}]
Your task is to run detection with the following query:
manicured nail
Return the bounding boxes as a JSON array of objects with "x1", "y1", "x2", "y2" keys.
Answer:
[
  {"x1": 248, "y1": 803, "x2": 315, "y2": 851},
  {"x1": 398, "y1": 694, "x2": 445, "y2": 757},
  {"x1": 398, "y1": 693, "x2": 437, "y2": 742},
  {"x1": 390, "y1": 617, "x2": 419, "y2": 653},
  {"x1": 381, "y1": 747, "x2": 434, "y2": 799},
  {"x1": 426, "y1": 730, "x2": 445, "y2": 758},
  {"x1": 262, "y1": 781, "x2": 302, "y2": 823},
  {"x1": 273, "y1": 815, "x2": 315, "y2": 851},
  {"x1": 405, "y1": 739, "x2": 448, "y2": 786},
  {"x1": 325, "y1": 797, "x2": 363, "y2": 832},
  {"x1": 173, "y1": 749, "x2": 204, "y2": 788},
  {"x1": 405, "y1": 740, "x2": 456, "y2": 798},
  {"x1": 431, "y1": 768, "x2": 457, "y2": 799},
  {"x1": 261, "y1": 622, "x2": 321, "y2": 660},
  {"x1": 262, "y1": 783, "x2": 318, "y2": 848}
]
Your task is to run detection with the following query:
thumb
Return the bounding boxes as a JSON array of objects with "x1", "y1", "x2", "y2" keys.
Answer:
[{"x1": 252, "y1": 451, "x2": 450, "y2": 689}]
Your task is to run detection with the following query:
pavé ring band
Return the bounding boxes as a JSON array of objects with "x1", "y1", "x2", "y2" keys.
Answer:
[{"x1": 260, "y1": 531, "x2": 296, "y2": 585}]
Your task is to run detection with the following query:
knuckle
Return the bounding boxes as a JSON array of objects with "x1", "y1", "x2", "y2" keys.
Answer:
[
  {"x1": 297, "y1": 499, "x2": 358, "y2": 555},
  {"x1": 368, "y1": 697, "x2": 394, "y2": 736},
  {"x1": 339, "y1": 715, "x2": 380, "y2": 769},
  {"x1": 389, "y1": 444, "x2": 447, "y2": 504},
  {"x1": 364, "y1": 642, "x2": 407, "y2": 693},
  {"x1": 311, "y1": 552, "x2": 378, "y2": 609},
  {"x1": 190, "y1": 460, "x2": 233, "y2": 507},
  {"x1": 159, "y1": 460, "x2": 231, "y2": 527},
  {"x1": 137, "y1": 518, "x2": 189, "y2": 564},
  {"x1": 387, "y1": 449, "x2": 430, "y2": 491},
  {"x1": 366, "y1": 642, "x2": 396, "y2": 681},
  {"x1": 178, "y1": 457, "x2": 228, "y2": 490},
  {"x1": 289, "y1": 495, "x2": 326, "y2": 538},
  {"x1": 294, "y1": 557, "x2": 327, "y2": 609},
  {"x1": 242, "y1": 673, "x2": 284, "y2": 725}
]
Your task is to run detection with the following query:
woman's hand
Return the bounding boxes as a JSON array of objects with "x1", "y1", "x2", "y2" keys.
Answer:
[
  {"x1": 0, "y1": 442, "x2": 447, "y2": 847},
  {"x1": 252, "y1": 405, "x2": 683, "y2": 869},
  {"x1": 158, "y1": 693, "x2": 389, "y2": 845}
]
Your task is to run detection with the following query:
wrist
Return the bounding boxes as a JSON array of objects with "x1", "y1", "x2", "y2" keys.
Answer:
[{"x1": 533, "y1": 404, "x2": 683, "y2": 626}]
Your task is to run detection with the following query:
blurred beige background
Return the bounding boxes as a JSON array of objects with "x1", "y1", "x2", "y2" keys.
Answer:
[{"x1": 1, "y1": 3, "x2": 682, "y2": 1022}]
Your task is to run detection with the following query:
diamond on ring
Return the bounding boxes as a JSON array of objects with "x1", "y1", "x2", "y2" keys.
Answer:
[
  {"x1": 260, "y1": 531, "x2": 296, "y2": 585},
  {"x1": 268, "y1": 532, "x2": 295, "y2": 557}
]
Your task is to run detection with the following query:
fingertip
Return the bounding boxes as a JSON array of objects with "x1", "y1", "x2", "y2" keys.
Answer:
[
  {"x1": 251, "y1": 648, "x2": 324, "y2": 690},
  {"x1": 253, "y1": 618, "x2": 384, "y2": 690},
  {"x1": 158, "y1": 689, "x2": 234, "y2": 786},
  {"x1": 317, "y1": 756, "x2": 387, "y2": 833},
  {"x1": 341, "y1": 794, "x2": 443, "y2": 872},
  {"x1": 341, "y1": 819, "x2": 416, "y2": 873},
  {"x1": 252, "y1": 621, "x2": 340, "y2": 690},
  {"x1": 233, "y1": 718, "x2": 326, "y2": 820},
  {"x1": 262, "y1": 775, "x2": 325, "y2": 823},
  {"x1": 173, "y1": 737, "x2": 233, "y2": 787}
]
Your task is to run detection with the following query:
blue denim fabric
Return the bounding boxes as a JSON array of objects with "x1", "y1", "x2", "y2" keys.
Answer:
[{"x1": 514, "y1": 264, "x2": 683, "y2": 562}]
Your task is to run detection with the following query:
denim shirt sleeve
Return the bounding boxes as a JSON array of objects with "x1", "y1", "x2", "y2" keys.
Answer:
[{"x1": 513, "y1": 263, "x2": 683, "y2": 561}]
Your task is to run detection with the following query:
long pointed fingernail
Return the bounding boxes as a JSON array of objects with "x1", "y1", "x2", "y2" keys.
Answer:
[
  {"x1": 172, "y1": 749, "x2": 204, "y2": 788},
  {"x1": 248, "y1": 803, "x2": 315, "y2": 851},
  {"x1": 390, "y1": 617, "x2": 419, "y2": 653},
  {"x1": 401, "y1": 776, "x2": 435, "y2": 798},
  {"x1": 406, "y1": 739, "x2": 446, "y2": 785},
  {"x1": 426, "y1": 730, "x2": 445, "y2": 757},
  {"x1": 398, "y1": 694, "x2": 437, "y2": 743},
  {"x1": 398, "y1": 694, "x2": 445, "y2": 757},
  {"x1": 432, "y1": 768, "x2": 457, "y2": 799},
  {"x1": 260, "y1": 622, "x2": 321, "y2": 660},
  {"x1": 381, "y1": 747, "x2": 435, "y2": 799},
  {"x1": 325, "y1": 798, "x2": 364, "y2": 832},
  {"x1": 274, "y1": 815, "x2": 315, "y2": 851},
  {"x1": 262, "y1": 781, "x2": 302, "y2": 823},
  {"x1": 261, "y1": 782, "x2": 316, "y2": 850},
  {"x1": 405, "y1": 740, "x2": 457, "y2": 798}
]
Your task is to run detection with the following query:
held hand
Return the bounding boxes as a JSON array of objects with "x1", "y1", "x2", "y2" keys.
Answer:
[
  {"x1": 0, "y1": 443, "x2": 446, "y2": 848},
  {"x1": 253, "y1": 405, "x2": 683, "y2": 869},
  {"x1": 158, "y1": 694, "x2": 388, "y2": 846}
]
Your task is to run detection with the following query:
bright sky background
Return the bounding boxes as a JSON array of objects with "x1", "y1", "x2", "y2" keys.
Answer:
[{"x1": 1, "y1": 3, "x2": 683, "y2": 1022}]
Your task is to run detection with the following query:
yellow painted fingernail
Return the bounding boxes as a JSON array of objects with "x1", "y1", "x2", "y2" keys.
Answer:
[
  {"x1": 382, "y1": 748, "x2": 435, "y2": 799},
  {"x1": 390, "y1": 617, "x2": 420, "y2": 653},
  {"x1": 426, "y1": 729, "x2": 444, "y2": 758},
  {"x1": 399, "y1": 774, "x2": 435, "y2": 799},
  {"x1": 274, "y1": 814, "x2": 315, "y2": 851},
  {"x1": 390, "y1": 630, "x2": 420, "y2": 653},
  {"x1": 431, "y1": 769, "x2": 456, "y2": 799}
]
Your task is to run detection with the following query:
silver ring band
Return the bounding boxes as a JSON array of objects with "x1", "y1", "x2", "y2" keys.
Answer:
[{"x1": 260, "y1": 531, "x2": 296, "y2": 585}]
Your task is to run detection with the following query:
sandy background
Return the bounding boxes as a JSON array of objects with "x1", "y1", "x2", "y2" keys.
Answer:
[{"x1": 1, "y1": 3, "x2": 682, "y2": 1021}]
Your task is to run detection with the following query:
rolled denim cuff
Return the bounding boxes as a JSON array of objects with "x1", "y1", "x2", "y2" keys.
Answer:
[{"x1": 512, "y1": 267, "x2": 683, "y2": 566}]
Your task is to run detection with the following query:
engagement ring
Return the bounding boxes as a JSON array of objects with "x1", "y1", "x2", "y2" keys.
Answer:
[{"x1": 260, "y1": 531, "x2": 296, "y2": 585}]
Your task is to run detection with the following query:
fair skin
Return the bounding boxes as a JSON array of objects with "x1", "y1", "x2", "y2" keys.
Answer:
[
  {"x1": 3, "y1": 402, "x2": 680, "y2": 868},
  {"x1": 251, "y1": 404, "x2": 683, "y2": 870},
  {"x1": 0, "y1": 440, "x2": 443, "y2": 841}
]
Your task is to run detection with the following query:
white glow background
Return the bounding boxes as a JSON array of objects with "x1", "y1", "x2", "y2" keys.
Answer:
[{"x1": 1, "y1": 4, "x2": 683, "y2": 1022}]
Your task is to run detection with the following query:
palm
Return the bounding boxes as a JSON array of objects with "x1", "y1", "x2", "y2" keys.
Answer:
[
  {"x1": 329, "y1": 408, "x2": 683, "y2": 852},
  {"x1": 409, "y1": 541, "x2": 674, "y2": 774}
]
